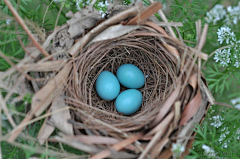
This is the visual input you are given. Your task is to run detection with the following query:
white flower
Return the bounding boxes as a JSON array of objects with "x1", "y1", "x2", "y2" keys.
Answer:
[
  {"x1": 217, "y1": 26, "x2": 236, "y2": 44},
  {"x1": 213, "y1": 49, "x2": 231, "y2": 67},
  {"x1": 205, "y1": 4, "x2": 226, "y2": 24},
  {"x1": 230, "y1": 97, "x2": 240, "y2": 105},
  {"x1": 76, "y1": 0, "x2": 81, "y2": 10},
  {"x1": 219, "y1": 133, "x2": 226, "y2": 142},
  {"x1": 219, "y1": 127, "x2": 231, "y2": 148},
  {"x1": 236, "y1": 128, "x2": 240, "y2": 140},
  {"x1": 171, "y1": 143, "x2": 185, "y2": 158},
  {"x1": 98, "y1": 1, "x2": 109, "y2": 7},
  {"x1": 210, "y1": 115, "x2": 223, "y2": 128},
  {"x1": 233, "y1": 40, "x2": 240, "y2": 52},
  {"x1": 221, "y1": 127, "x2": 230, "y2": 135},
  {"x1": 235, "y1": 104, "x2": 240, "y2": 110},
  {"x1": 6, "y1": 19, "x2": 12, "y2": 25},
  {"x1": 225, "y1": 2, "x2": 240, "y2": 25},
  {"x1": 202, "y1": 144, "x2": 217, "y2": 158},
  {"x1": 231, "y1": 97, "x2": 240, "y2": 109}
]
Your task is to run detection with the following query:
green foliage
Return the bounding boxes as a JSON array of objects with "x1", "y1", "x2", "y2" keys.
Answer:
[
  {"x1": 205, "y1": 63, "x2": 240, "y2": 97},
  {"x1": 169, "y1": 0, "x2": 209, "y2": 42},
  {"x1": 1, "y1": 0, "x2": 240, "y2": 158}
]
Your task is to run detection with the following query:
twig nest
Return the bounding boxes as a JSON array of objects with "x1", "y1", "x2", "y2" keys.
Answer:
[
  {"x1": 62, "y1": 3, "x2": 210, "y2": 158},
  {"x1": 3, "y1": 2, "x2": 211, "y2": 159}
]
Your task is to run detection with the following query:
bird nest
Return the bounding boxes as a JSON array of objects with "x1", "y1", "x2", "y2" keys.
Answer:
[{"x1": 1, "y1": 1, "x2": 213, "y2": 159}]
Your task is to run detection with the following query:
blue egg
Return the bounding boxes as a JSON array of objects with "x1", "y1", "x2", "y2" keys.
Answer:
[
  {"x1": 96, "y1": 71, "x2": 120, "y2": 100},
  {"x1": 117, "y1": 64, "x2": 145, "y2": 89},
  {"x1": 115, "y1": 89, "x2": 143, "y2": 115}
]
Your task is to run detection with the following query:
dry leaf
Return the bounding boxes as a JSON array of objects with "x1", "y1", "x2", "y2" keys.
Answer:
[
  {"x1": 188, "y1": 73, "x2": 198, "y2": 91},
  {"x1": 150, "y1": 138, "x2": 169, "y2": 159},
  {"x1": 37, "y1": 109, "x2": 55, "y2": 145},
  {"x1": 50, "y1": 95, "x2": 73, "y2": 136},
  {"x1": 150, "y1": 82, "x2": 181, "y2": 127},
  {"x1": 31, "y1": 61, "x2": 72, "y2": 117},
  {"x1": 179, "y1": 90, "x2": 202, "y2": 126},
  {"x1": 90, "y1": 24, "x2": 140, "y2": 44}
]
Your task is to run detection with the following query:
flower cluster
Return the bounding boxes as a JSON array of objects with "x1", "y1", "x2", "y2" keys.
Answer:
[
  {"x1": 171, "y1": 143, "x2": 185, "y2": 158},
  {"x1": 205, "y1": 4, "x2": 226, "y2": 24},
  {"x1": 210, "y1": 115, "x2": 224, "y2": 128},
  {"x1": 205, "y1": 3, "x2": 240, "y2": 68},
  {"x1": 214, "y1": 26, "x2": 240, "y2": 68},
  {"x1": 205, "y1": 2, "x2": 240, "y2": 25},
  {"x1": 213, "y1": 48, "x2": 231, "y2": 67},
  {"x1": 98, "y1": 1, "x2": 109, "y2": 18},
  {"x1": 225, "y1": 2, "x2": 240, "y2": 25},
  {"x1": 217, "y1": 27, "x2": 236, "y2": 44},
  {"x1": 202, "y1": 144, "x2": 217, "y2": 158},
  {"x1": 219, "y1": 127, "x2": 230, "y2": 148},
  {"x1": 75, "y1": 0, "x2": 91, "y2": 10}
]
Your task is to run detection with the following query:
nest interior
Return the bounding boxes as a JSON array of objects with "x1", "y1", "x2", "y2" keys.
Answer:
[{"x1": 68, "y1": 33, "x2": 176, "y2": 132}]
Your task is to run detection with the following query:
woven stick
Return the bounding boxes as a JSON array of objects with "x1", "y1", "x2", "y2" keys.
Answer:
[
  {"x1": 148, "y1": 0, "x2": 177, "y2": 38},
  {"x1": 90, "y1": 133, "x2": 143, "y2": 159}
]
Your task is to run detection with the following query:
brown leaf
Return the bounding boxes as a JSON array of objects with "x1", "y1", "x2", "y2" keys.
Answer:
[
  {"x1": 179, "y1": 89, "x2": 202, "y2": 126},
  {"x1": 157, "y1": 147, "x2": 172, "y2": 159},
  {"x1": 127, "y1": 2, "x2": 162, "y2": 25},
  {"x1": 90, "y1": 24, "x2": 140, "y2": 44},
  {"x1": 150, "y1": 138, "x2": 169, "y2": 159},
  {"x1": 150, "y1": 82, "x2": 181, "y2": 127},
  {"x1": 31, "y1": 61, "x2": 72, "y2": 117},
  {"x1": 173, "y1": 101, "x2": 181, "y2": 128},
  {"x1": 188, "y1": 73, "x2": 198, "y2": 91},
  {"x1": 50, "y1": 95, "x2": 73, "y2": 135},
  {"x1": 37, "y1": 109, "x2": 55, "y2": 145}
]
